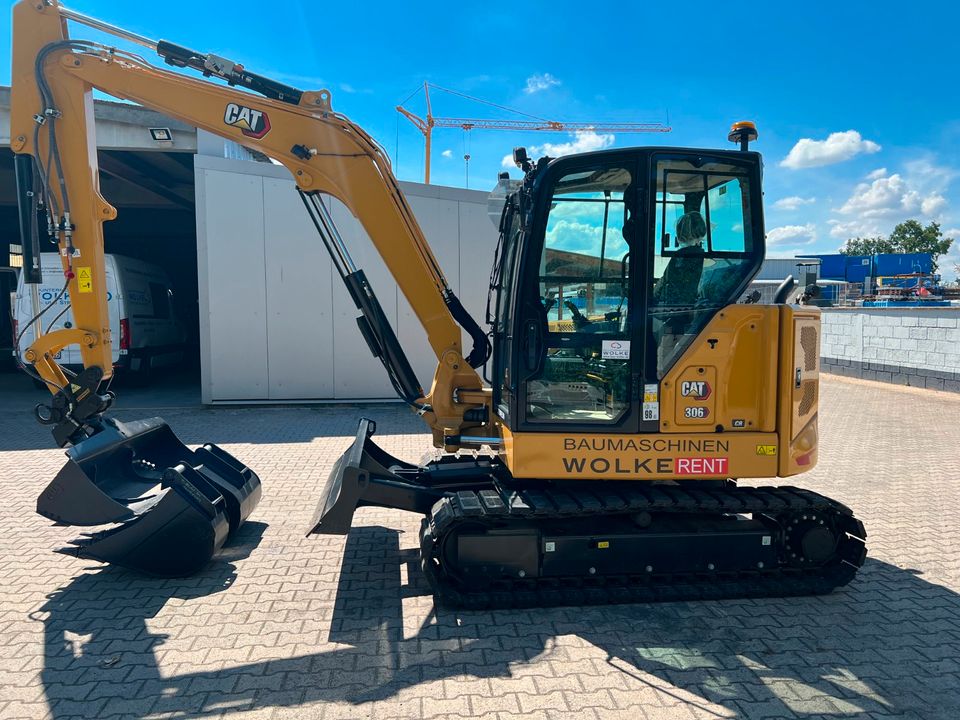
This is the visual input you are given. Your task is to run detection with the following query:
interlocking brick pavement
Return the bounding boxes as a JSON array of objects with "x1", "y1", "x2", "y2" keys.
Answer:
[{"x1": 0, "y1": 374, "x2": 959, "y2": 719}]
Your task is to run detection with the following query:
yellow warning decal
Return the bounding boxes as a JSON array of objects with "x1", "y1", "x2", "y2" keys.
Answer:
[
  {"x1": 597, "y1": 541, "x2": 610, "y2": 549},
  {"x1": 77, "y1": 266, "x2": 93, "y2": 293},
  {"x1": 756, "y1": 444, "x2": 778, "y2": 456}
]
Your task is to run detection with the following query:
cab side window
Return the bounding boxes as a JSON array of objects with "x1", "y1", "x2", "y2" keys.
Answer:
[{"x1": 650, "y1": 159, "x2": 757, "y2": 377}]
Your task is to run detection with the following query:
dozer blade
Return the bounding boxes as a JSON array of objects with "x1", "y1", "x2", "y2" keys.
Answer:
[
  {"x1": 38, "y1": 417, "x2": 261, "y2": 575},
  {"x1": 307, "y1": 418, "x2": 434, "y2": 536}
]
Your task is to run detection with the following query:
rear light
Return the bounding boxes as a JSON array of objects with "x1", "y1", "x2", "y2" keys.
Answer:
[
  {"x1": 119, "y1": 318, "x2": 130, "y2": 351},
  {"x1": 12, "y1": 319, "x2": 17, "y2": 345}
]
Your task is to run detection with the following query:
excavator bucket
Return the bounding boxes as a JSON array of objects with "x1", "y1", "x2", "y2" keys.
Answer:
[{"x1": 38, "y1": 417, "x2": 261, "y2": 576}]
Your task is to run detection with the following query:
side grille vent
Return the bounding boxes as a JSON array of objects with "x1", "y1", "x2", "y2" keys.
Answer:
[
  {"x1": 800, "y1": 326, "x2": 818, "y2": 371},
  {"x1": 798, "y1": 382, "x2": 816, "y2": 416}
]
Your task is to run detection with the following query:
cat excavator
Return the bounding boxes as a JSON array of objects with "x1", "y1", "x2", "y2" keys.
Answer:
[{"x1": 12, "y1": 1, "x2": 866, "y2": 606}]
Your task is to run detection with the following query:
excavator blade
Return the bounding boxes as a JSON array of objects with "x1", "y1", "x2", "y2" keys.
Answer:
[
  {"x1": 308, "y1": 419, "x2": 385, "y2": 535},
  {"x1": 307, "y1": 418, "x2": 438, "y2": 536},
  {"x1": 38, "y1": 417, "x2": 261, "y2": 575}
]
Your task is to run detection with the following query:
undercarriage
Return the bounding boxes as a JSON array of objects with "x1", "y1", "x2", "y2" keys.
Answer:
[{"x1": 309, "y1": 420, "x2": 867, "y2": 608}]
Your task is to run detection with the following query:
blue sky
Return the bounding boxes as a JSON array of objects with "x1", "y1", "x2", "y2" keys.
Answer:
[{"x1": 3, "y1": 1, "x2": 959, "y2": 275}]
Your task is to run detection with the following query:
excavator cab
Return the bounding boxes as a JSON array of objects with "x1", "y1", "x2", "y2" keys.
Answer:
[
  {"x1": 490, "y1": 148, "x2": 764, "y2": 430},
  {"x1": 310, "y1": 135, "x2": 865, "y2": 608}
]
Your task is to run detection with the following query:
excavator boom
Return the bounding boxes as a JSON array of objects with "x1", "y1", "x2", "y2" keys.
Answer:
[{"x1": 11, "y1": 0, "x2": 490, "y2": 575}]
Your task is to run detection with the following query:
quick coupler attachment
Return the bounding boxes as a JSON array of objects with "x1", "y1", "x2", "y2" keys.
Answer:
[
  {"x1": 306, "y1": 418, "x2": 443, "y2": 536},
  {"x1": 38, "y1": 416, "x2": 261, "y2": 576}
]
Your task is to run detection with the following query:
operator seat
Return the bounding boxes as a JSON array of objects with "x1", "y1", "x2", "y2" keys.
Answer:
[{"x1": 652, "y1": 211, "x2": 707, "y2": 373}]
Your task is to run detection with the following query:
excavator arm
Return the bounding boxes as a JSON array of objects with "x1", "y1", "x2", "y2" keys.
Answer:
[
  {"x1": 9, "y1": 0, "x2": 494, "y2": 577},
  {"x1": 11, "y1": 0, "x2": 491, "y2": 450}
]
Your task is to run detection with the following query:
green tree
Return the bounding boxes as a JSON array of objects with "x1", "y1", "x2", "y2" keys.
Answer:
[
  {"x1": 840, "y1": 220, "x2": 954, "y2": 272},
  {"x1": 888, "y1": 220, "x2": 953, "y2": 271},
  {"x1": 839, "y1": 236, "x2": 896, "y2": 255}
]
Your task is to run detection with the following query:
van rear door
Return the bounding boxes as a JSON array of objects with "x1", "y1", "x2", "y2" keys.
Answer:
[
  {"x1": 16, "y1": 253, "x2": 120, "y2": 369},
  {"x1": 16, "y1": 253, "x2": 75, "y2": 366},
  {"x1": 104, "y1": 255, "x2": 122, "y2": 366}
]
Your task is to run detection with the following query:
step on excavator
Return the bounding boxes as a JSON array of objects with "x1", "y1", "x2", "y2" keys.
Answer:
[{"x1": 12, "y1": 1, "x2": 866, "y2": 604}]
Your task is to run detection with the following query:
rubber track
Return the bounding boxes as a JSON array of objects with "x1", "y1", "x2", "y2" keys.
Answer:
[{"x1": 421, "y1": 483, "x2": 867, "y2": 609}]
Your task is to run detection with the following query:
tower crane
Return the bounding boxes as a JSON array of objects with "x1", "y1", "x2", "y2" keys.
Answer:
[{"x1": 396, "y1": 82, "x2": 671, "y2": 184}]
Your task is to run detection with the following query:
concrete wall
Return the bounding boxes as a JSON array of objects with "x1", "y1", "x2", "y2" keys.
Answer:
[
  {"x1": 195, "y1": 155, "x2": 498, "y2": 403},
  {"x1": 820, "y1": 307, "x2": 960, "y2": 391}
]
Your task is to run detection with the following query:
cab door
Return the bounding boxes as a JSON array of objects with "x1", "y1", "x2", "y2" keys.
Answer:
[{"x1": 513, "y1": 158, "x2": 655, "y2": 433}]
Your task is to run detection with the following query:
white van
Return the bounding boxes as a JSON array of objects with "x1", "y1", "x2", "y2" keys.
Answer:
[{"x1": 15, "y1": 253, "x2": 187, "y2": 377}]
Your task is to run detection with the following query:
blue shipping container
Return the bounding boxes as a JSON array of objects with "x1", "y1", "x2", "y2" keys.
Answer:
[
  {"x1": 845, "y1": 256, "x2": 871, "y2": 283},
  {"x1": 797, "y1": 253, "x2": 847, "y2": 280},
  {"x1": 874, "y1": 253, "x2": 932, "y2": 276}
]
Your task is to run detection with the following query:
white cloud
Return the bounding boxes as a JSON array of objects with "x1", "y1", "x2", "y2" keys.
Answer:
[
  {"x1": 337, "y1": 82, "x2": 372, "y2": 95},
  {"x1": 828, "y1": 218, "x2": 884, "y2": 239},
  {"x1": 501, "y1": 130, "x2": 615, "y2": 168},
  {"x1": 773, "y1": 196, "x2": 816, "y2": 210},
  {"x1": 837, "y1": 168, "x2": 949, "y2": 219},
  {"x1": 866, "y1": 168, "x2": 888, "y2": 180},
  {"x1": 938, "y1": 230, "x2": 960, "y2": 281},
  {"x1": 767, "y1": 224, "x2": 817, "y2": 246},
  {"x1": 780, "y1": 130, "x2": 881, "y2": 169},
  {"x1": 837, "y1": 171, "x2": 909, "y2": 216},
  {"x1": 545, "y1": 219, "x2": 604, "y2": 255},
  {"x1": 524, "y1": 72, "x2": 561, "y2": 94},
  {"x1": 921, "y1": 194, "x2": 947, "y2": 215},
  {"x1": 441, "y1": 149, "x2": 453, "y2": 159}
]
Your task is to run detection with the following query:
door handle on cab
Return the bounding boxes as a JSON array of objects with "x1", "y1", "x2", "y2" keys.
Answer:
[{"x1": 523, "y1": 318, "x2": 541, "y2": 371}]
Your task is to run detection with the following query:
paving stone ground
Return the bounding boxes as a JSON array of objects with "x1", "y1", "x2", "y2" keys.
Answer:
[{"x1": 0, "y1": 374, "x2": 958, "y2": 720}]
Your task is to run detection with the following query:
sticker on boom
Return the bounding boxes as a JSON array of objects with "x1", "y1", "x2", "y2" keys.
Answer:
[{"x1": 224, "y1": 103, "x2": 271, "y2": 139}]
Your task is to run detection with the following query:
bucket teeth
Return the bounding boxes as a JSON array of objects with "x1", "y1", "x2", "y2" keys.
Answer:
[{"x1": 38, "y1": 417, "x2": 261, "y2": 576}]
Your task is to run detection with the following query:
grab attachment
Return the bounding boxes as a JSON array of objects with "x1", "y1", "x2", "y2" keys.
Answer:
[{"x1": 39, "y1": 417, "x2": 261, "y2": 576}]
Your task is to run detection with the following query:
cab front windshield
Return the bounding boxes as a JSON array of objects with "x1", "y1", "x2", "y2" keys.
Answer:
[
  {"x1": 528, "y1": 165, "x2": 633, "y2": 423},
  {"x1": 541, "y1": 168, "x2": 630, "y2": 333}
]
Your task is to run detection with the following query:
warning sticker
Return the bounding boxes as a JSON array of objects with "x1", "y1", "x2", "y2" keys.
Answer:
[
  {"x1": 642, "y1": 402, "x2": 659, "y2": 421},
  {"x1": 643, "y1": 383, "x2": 658, "y2": 403},
  {"x1": 756, "y1": 444, "x2": 778, "y2": 456},
  {"x1": 77, "y1": 266, "x2": 93, "y2": 294},
  {"x1": 601, "y1": 340, "x2": 630, "y2": 360}
]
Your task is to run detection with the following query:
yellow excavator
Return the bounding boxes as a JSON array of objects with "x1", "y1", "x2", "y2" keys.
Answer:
[{"x1": 11, "y1": 1, "x2": 865, "y2": 606}]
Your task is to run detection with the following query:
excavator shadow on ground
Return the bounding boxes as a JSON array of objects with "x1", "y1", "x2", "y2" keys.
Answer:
[{"x1": 40, "y1": 525, "x2": 958, "y2": 719}]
